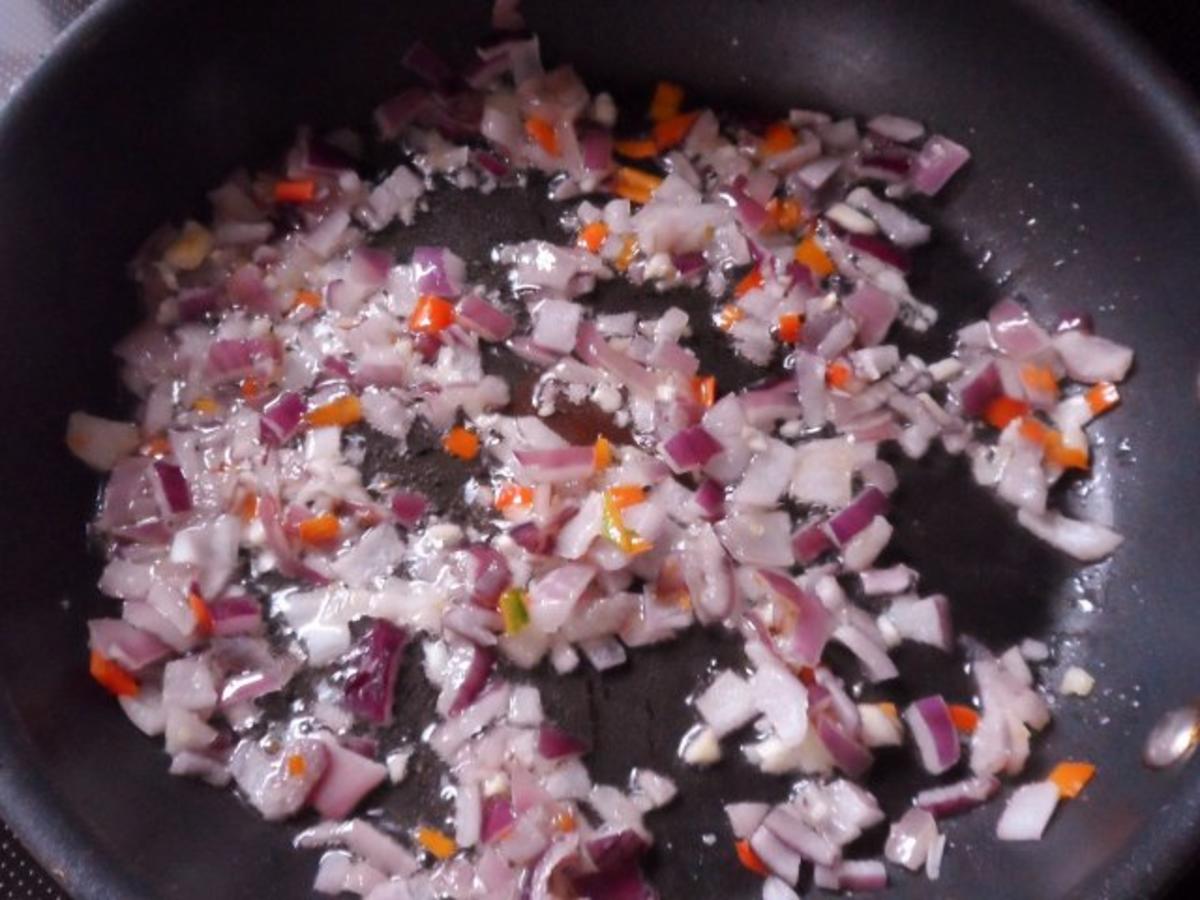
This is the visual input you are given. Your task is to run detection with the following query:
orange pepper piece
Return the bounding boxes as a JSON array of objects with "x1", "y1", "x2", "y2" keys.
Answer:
[
  {"x1": 653, "y1": 111, "x2": 699, "y2": 151},
  {"x1": 735, "y1": 839, "x2": 769, "y2": 877},
  {"x1": 984, "y1": 395, "x2": 1030, "y2": 429},
  {"x1": 237, "y1": 491, "x2": 259, "y2": 523},
  {"x1": 762, "y1": 121, "x2": 797, "y2": 155},
  {"x1": 577, "y1": 221, "x2": 609, "y2": 253},
  {"x1": 593, "y1": 435, "x2": 614, "y2": 471},
  {"x1": 777, "y1": 312, "x2": 803, "y2": 344},
  {"x1": 614, "y1": 236, "x2": 639, "y2": 272},
  {"x1": 1018, "y1": 416, "x2": 1052, "y2": 445},
  {"x1": 90, "y1": 650, "x2": 139, "y2": 697},
  {"x1": 306, "y1": 395, "x2": 362, "y2": 428},
  {"x1": 692, "y1": 374, "x2": 717, "y2": 408},
  {"x1": 718, "y1": 304, "x2": 745, "y2": 332},
  {"x1": 274, "y1": 180, "x2": 316, "y2": 203},
  {"x1": 1045, "y1": 432, "x2": 1090, "y2": 470},
  {"x1": 767, "y1": 197, "x2": 803, "y2": 232},
  {"x1": 826, "y1": 360, "x2": 853, "y2": 389},
  {"x1": 948, "y1": 704, "x2": 980, "y2": 734},
  {"x1": 614, "y1": 138, "x2": 659, "y2": 159},
  {"x1": 734, "y1": 266, "x2": 764, "y2": 298},
  {"x1": 613, "y1": 166, "x2": 662, "y2": 205},
  {"x1": 409, "y1": 294, "x2": 456, "y2": 334},
  {"x1": 794, "y1": 233, "x2": 835, "y2": 278},
  {"x1": 649, "y1": 81, "x2": 684, "y2": 122},
  {"x1": 293, "y1": 289, "x2": 322, "y2": 310},
  {"x1": 1086, "y1": 382, "x2": 1120, "y2": 415},
  {"x1": 298, "y1": 513, "x2": 340, "y2": 547},
  {"x1": 192, "y1": 396, "x2": 219, "y2": 416},
  {"x1": 188, "y1": 591, "x2": 214, "y2": 637},
  {"x1": 607, "y1": 484, "x2": 646, "y2": 509},
  {"x1": 1020, "y1": 363, "x2": 1060, "y2": 396},
  {"x1": 416, "y1": 826, "x2": 457, "y2": 860},
  {"x1": 1049, "y1": 761, "x2": 1096, "y2": 799},
  {"x1": 524, "y1": 116, "x2": 560, "y2": 156},
  {"x1": 443, "y1": 426, "x2": 480, "y2": 460}
]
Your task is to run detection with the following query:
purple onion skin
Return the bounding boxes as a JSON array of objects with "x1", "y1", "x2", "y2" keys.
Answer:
[
  {"x1": 584, "y1": 830, "x2": 650, "y2": 873},
  {"x1": 391, "y1": 490, "x2": 429, "y2": 526},
  {"x1": 828, "y1": 487, "x2": 888, "y2": 545},
  {"x1": 449, "y1": 645, "x2": 496, "y2": 716},
  {"x1": 343, "y1": 620, "x2": 409, "y2": 725},
  {"x1": 480, "y1": 795, "x2": 517, "y2": 843},
  {"x1": 537, "y1": 724, "x2": 588, "y2": 759},
  {"x1": 154, "y1": 461, "x2": 192, "y2": 513}
]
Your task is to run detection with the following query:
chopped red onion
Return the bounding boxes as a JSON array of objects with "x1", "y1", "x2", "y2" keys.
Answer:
[
  {"x1": 341, "y1": 621, "x2": 408, "y2": 726},
  {"x1": 884, "y1": 594, "x2": 953, "y2": 651},
  {"x1": 859, "y1": 564, "x2": 915, "y2": 595},
  {"x1": 532, "y1": 299, "x2": 583, "y2": 353},
  {"x1": 814, "y1": 859, "x2": 888, "y2": 892},
  {"x1": 662, "y1": 426, "x2": 724, "y2": 472},
  {"x1": 390, "y1": 491, "x2": 429, "y2": 527},
  {"x1": 757, "y1": 570, "x2": 833, "y2": 666},
  {"x1": 816, "y1": 714, "x2": 874, "y2": 778},
  {"x1": 792, "y1": 520, "x2": 832, "y2": 565},
  {"x1": 956, "y1": 360, "x2": 1002, "y2": 417},
  {"x1": 725, "y1": 802, "x2": 770, "y2": 840},
  {"x1": 88, "y1": 618, "x2": 171, "y2": 671},
  {"x1": 457, "y1": 294, "x2": 515, "y2": 341},
  {"x1": 449, "y1": 645, "x2": 496, "y2": 716},
  {"x1": 827, "y1": 487, "x2": 888, "y2": 545},
  {"x1": 884, "y1": 807, "x2": 938, "y2": 870},
  {"x1": 995, "y1": 781, "x2": 1059, "y2": 841},
  {"x1": 910, "y1": 134, "x2": 971, "y2": 195},
  {"x1": 260, "y1": 391, "x2": 305, "y2": 446},
  {"x1": 230, "y1": 737, "x2": 328, "y2": 821},
  {"x1": 208, "y1": 597, "x2": 265, "y2": 637},
  {"x1": 575, "y1": 323, "x2": 658, "y2": 396},
  {"x1": 1016, "y1": 509, "x2": 1123, "y2": 562},
  {"x1": 846, "y1": 233, "x2": 911, "y2": 273},
  {"x1": 466, "y1": 544, "x2": 511, "y2": 608},
  {"x1": 515, "y1": 446, "x2": 595, "y2": 484},
  {"x1": 66, "y1": 413, "x2": 140, "y2": 472},
  {"x1": 153, "y1": 462, "x2": 192, "y2": 515},
  {"x1": 538, "y1": 725, "x2": 588, "y2": 759},
  {"x1": 308, "y1": 734, "x2": 388, "y2": 820},
  {"x1": 904, "y1": 695, "x2": 961, "y2": 775},
  {"x1": 834, "y1": 625, "x2": 899, "y2": 683},
  {"x1": 692, "y1": 479, "x2": 726, "y2": 521},
  {"x1": 412, "y1": 246, "x2": 466, "y2": 297},
  {"x1": 580, "y1": 127, "x2": 614, "y2": 174},
  {"x1": 580, "y1": 636, "x2": 627, "y2": 671},
  {"x1": 843, "y1": 283, "x2": 900, "y2": 347},
  {"x1": 1052, "y1": 330, "x2": 1134, "y2": 383},
  {"x1": 914, "y1": 774, "x2": 1000, "y2": 817},
  {"x1": 480, "y1": 795, "x2": 517, "y2": 843},
  {"x1": 749, "y1": 825, "x2": 802, "y2": 885},
  {"x1": 695, "y1": 670, "x2": 757, "y2": 738},
  {"x1": 763, "y1": 806, "x2": 839, "y2": 867}
]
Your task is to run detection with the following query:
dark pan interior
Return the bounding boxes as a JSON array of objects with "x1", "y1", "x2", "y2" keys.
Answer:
[{"x1": 1, "y1": 1, "x2": 1199, "y2": 898}]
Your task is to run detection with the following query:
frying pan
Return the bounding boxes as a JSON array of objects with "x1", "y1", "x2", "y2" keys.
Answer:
[{"x1": 1, "y1": 0, "x2": 1199, "y2": 897}]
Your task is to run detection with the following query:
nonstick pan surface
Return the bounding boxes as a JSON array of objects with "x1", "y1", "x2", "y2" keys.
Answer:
[{"x1": 1, "y1": 1, "x2": 1199, "y2": 898}]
